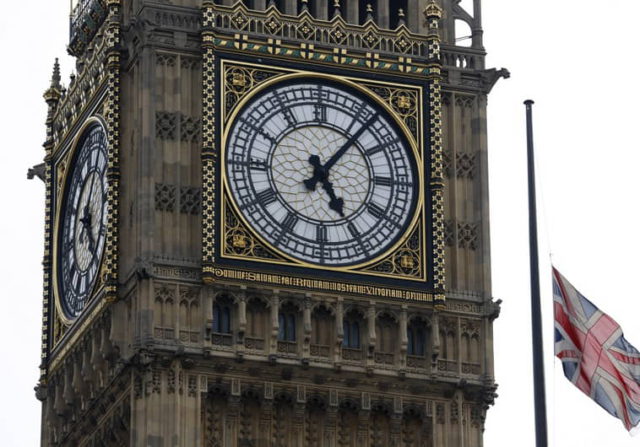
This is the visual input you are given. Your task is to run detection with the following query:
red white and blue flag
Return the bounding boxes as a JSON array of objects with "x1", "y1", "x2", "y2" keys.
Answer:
[{"x1": 553, "y1": 267, "x2": 640, "y2": 431}]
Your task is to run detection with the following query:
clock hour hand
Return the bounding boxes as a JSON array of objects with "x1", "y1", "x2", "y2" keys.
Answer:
[
  {"x1": 303, "y1": 155, "x2": 325, "y2": 191},
  {"x1": 302, "y1": 156, "x2": 344, "y2": 216},
  {"x1": 320, "y1": 178, "x2": 344, "y2": 217},
  {"x1": 79, "y1": 204, "x2": 95, "y2": 253}
]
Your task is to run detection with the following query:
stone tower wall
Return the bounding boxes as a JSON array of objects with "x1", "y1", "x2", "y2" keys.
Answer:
[{"x1": 38, "y1": 1, "x2": 504, "y2": 445}]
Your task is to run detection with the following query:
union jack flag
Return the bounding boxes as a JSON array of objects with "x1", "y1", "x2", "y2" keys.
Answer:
[{"x1": 553, "y1": 267, "x2": 640, "y2": 431}]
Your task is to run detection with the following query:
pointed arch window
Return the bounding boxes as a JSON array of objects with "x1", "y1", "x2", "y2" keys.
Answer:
[
  {"x1": 407, "y1": 321, "x2": 427, "y2": 356},
  {"x1": 213, "y1": 303, "x2": 231, "y2": 334},
  {"x1": 343, "y1": 319, "x2": 361, "y2": 349},
  {"x1": 278, "y1": 309, "x2": 297, "y2": 342}
]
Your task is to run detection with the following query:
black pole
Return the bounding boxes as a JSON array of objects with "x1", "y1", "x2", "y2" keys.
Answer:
[{"x1": 525, "y1": 99, "x2": 548, "y2": 447}]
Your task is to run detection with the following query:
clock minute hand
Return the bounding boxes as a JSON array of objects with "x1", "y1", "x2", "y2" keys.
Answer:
[{"x1": 323, "y1": 114, "x2": 378, "y2": 174}]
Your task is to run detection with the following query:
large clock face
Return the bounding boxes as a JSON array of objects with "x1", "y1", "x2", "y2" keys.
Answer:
[
  {"x1": 225, "y1": 78, "x2": 419, "y2": 267},
  {"x1": 57, "y1": 122, "x2": 108, "y2": 319}
]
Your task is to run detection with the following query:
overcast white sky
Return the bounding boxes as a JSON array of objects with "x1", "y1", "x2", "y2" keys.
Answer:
[{"x1": 1, "y1": 1, "x2": 639, "y2": 446}]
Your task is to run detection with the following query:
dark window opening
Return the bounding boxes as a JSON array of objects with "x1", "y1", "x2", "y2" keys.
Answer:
[
  {"x1": 213, "y1": 303, "x2": 231, "y2": 334},
  {"x1": 343, "y1": 319, "x2": 361, "y2": 348},
  {"x1": 278, "y1": 307, "x2": 297, "y2": 342}
]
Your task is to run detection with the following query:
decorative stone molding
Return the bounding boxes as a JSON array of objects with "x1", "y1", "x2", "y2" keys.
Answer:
[
  {"x1": 156, "y1": 111, "x2": 179, "y2": 140},
  {"x1": 155, "y1": 183, "x2": 176, "y2": 212}
]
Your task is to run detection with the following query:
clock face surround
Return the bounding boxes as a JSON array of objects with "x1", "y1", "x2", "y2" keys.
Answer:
[
  {"x1": 57, "y1": 121, "x2": 108, "y2": 319},
  {"x1": 224, "y1": 76, "x2": 420, "y2": 267}
]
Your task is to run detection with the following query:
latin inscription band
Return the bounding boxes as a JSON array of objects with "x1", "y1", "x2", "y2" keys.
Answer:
[{"x1": 212, "y1": 268, "x2": 432, "y2": 301}]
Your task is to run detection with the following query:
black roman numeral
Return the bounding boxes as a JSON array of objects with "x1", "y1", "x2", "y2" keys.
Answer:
[
  {"x1": 313, "y1": 104, "x2": 327, "y2": 122},
  {"x1": 365, "y1": 144, "x2": 386, "y2": 156},
  {"x1": 281, "y1": 213, "x2": 298, "y2": 233},
  {"x1": 258, "y1": 128, "x2": 277, "y2": 144},
  {"x1": 256, "y1": 188, "x2": 277, "y2": 206},
  {"x1": 374, "y1": 176, "x2": 393, "y2": 187},
  {"x1": 316, "y1": 225, "x2": 328, "y2": 243},
  {"x1": 367, "y1": 202, "x2": 386, "y2": 219},
  {"x1": 249, "y1": 158, "x2": 268, "y2": 171},
  {"x1": 347, "y1": 222, "x2": 360, "y2": 238}
]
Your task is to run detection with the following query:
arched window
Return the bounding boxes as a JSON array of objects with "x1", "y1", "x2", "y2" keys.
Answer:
[
  {"x1": 343, "y1": 319, "x2": 360, "y2": 349},
  {"x1": 407, "y1": 322, "x2": 427, "y2": 356},
  {"x1": 278, "y1": 308, "x2": 297, "y2": 342},
  {"x1": 213, "y1": 303, "x2": 231, "y2": 334}
]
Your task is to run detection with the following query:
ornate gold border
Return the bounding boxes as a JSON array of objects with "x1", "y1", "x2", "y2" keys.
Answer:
[
  {"x1": 219, "y1": 66, "x2": 427, "y2": 280},
  {"x1": 202, "y1": 4, "x2": 218, "y2": 281}
]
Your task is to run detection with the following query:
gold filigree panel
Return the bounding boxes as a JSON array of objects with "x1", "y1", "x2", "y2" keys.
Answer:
[
  {"x1": 223, "y1": 65, "x2": 282, "y2": 121},
  {"x1": 361, "y1": 83, "x2": 420, "y2": 143},
  {"x1": 222, "y1": 194, "x2": 283, "y2": 262},
  {"x1": 363, "y1": 219, "x2": 424, "y2": 280}
]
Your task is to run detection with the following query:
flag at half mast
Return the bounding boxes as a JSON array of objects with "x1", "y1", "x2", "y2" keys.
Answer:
[{"x1": 553, "y1": 267, "x2": 640, "y2": 431}]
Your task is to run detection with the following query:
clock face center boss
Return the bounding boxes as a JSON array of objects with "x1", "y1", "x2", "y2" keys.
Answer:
[{"x1": 225, "y1": 77, "x2": 420, "y2": 267}]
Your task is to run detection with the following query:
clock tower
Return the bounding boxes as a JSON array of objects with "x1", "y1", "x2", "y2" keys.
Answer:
[{"x1": 37, "y1": 0, "x2": 506, "y2": 445}]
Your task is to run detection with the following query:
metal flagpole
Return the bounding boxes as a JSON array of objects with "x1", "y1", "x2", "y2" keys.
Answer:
[{"x1": 525, "y1": 99, "x2": 548, "y2": 447}]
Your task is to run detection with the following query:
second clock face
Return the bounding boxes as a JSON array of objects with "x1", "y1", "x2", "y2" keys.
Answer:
[
  {"x1": 57, "y1": 122, "x2": 108, "y2": 319},
  {"x1": 225, "y1": 78, "x2": 419, "y2": 267}
]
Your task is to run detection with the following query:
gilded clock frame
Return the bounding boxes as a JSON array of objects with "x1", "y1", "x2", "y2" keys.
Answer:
[{"x1": 201, "y1": 1, "x2": 445, "y2": 302}]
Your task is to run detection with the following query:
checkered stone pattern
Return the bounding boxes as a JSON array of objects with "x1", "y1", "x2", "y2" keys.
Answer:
[
  {"x1": 427, "y1": 39, "x2": 440, "y2": 61},
  {"x1": 203, "y1": 2, "x2": 216, "y2": 30},
  {"x1": 202, "y1": 5, "x2": 217, "y2": 276},
  {"x1": 104, "y1": 2, "x2": 121, "y2": 298},
  {"x1": 430, "y1": 77, "x2": 446, "y2": 301},
  {"x1": 41, "y1": 160, "x2": 53, "y2": 378},
  {"x1": 430, "y1": 82, "x2": 444, "y2": 181}
]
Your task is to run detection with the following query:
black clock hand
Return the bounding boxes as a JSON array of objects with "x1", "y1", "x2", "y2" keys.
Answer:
[
  {"x1": 303, "y1": 114, "x2": 378, "y2": 191},
  {"x1": 79, "y1": 174, "x2": 99, "y2": 250},
  {"x1": 323, "y1": 114, "x2": 378, "y2": 173},
  {"x1": 78, "y1": 206, "x2": 94, "y2": 252},
  {"x1": 320, "y1": 178, "x2": 344, "y2": 217}
]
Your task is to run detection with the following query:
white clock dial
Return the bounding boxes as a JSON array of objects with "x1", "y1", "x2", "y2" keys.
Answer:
[{"x1": 225, "y1": 79, "x2": 418, "y2": 266}]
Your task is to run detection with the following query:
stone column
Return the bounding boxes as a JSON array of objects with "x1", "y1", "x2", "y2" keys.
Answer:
[
  {"x1": 400, "y1": 305, "x2": 408, "y2": 368},
  {"x1": 270, "y1": 291, "x2": 280, "y2": 354},
  {"x1": 376, "y1": 0, "x2": 390, "y2": 29}
]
